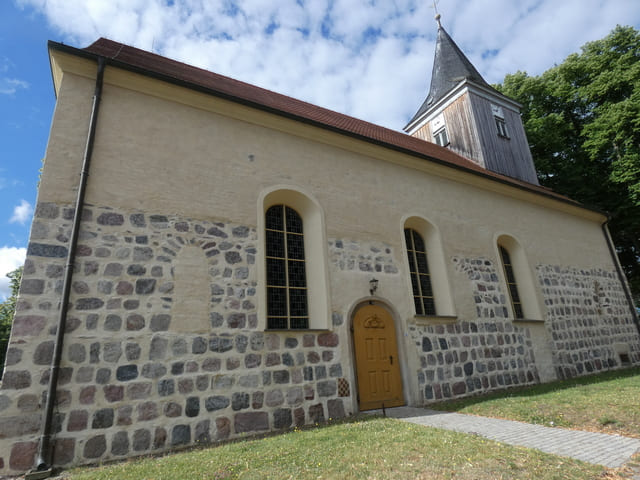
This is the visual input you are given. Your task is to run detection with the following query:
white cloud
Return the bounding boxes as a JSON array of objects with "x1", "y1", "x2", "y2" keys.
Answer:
[
  {"x1": 0, "y1": 78, "x2": 29, "y2": 95},
  {"x1": 9, "y1": 199, "x2": 34, "y2": 225},
  {"x1": 14, "y1": 0, "x2": 640, "y2": 129},
  {"x1": 0, "y1": 246, "x2": 26, "y2": 301}
]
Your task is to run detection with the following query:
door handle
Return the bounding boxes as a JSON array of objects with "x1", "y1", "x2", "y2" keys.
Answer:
[{"x1": 389, "y1": 355, "x2": 393, "y2": 365}]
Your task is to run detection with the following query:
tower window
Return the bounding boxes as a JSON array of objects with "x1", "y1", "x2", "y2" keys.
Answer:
[
  {"x1": 495, "y1": 117, "x2": 509, "y2": 138},
  {"x1": 433, "y1": 127, "x2": 449, "y2": 147}
]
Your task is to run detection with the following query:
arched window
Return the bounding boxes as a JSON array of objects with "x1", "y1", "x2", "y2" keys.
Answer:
[
  {"x1": 499, "y1": 245, "x2": 524, "y2": 319},
  {"x1": 404, "y1": 228, "x2": 436, "y2": 316},
  {"x1": 265, "y1": 205, "x2": 308, "y2": 329}
]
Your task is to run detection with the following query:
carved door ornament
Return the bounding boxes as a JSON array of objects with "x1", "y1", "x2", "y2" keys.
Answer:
[{"x1": 363, "y1": 315, "x2": 385, "y2": 329}]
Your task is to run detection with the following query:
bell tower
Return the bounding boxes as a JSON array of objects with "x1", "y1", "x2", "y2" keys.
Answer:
[{"x1": 404, "y1": 14, "x2": 539, "y2": 185}]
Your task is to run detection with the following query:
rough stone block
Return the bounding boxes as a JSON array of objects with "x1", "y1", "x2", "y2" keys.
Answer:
[
  {"x1": 0, "y1": 414, "x2": 41, "y2": 438},
  {"x1": 9, "y1": 441, "x2": 38, "y2": 471},
  {"x1": 127, "y1": 313, "x2": 145, "y2": 331},
  {"x1": 186, "y1": 397, "x2": 200, "y2": 417},
  {"x1": 328, "y1": 399, "x2": 346, "y2": 419},
  {"x1": 171, "y1": 424, "x2": 191, "y2": 446},
  {"x1": 127, "y1": 382, "x2": 151, "y2": 400},
  {"x1": 116, "y1": 365, "x2": 139, "y2": 381},
  {"x1": 27, "y1": 242, "x2": 68, "y2": 258},
  {"x1": 215, "y1": 417, "x2": 231, "y2": 440},
  {"x1": 142, "y1": 363, "x2": 167, "y2": 379},
  {"x1": 111, "y1": 431, "x2": 130, "y2": 456},
  {"x1": 150, "y1": 314, "x2": 171, "y2": 331},
  {"x1": 308, "y1": 403, "x2": 325, "y2": 424},
  {"x1": 68, "y1": 343, "x2": 87, "y2": 363},
  {"x1": 318, "y1": 380, "x2": 337, "y2": 397},
  {"x1": 84, "y1": 435, "x2": 107, "y2": 459},
  {"x1": 53, "y1": 437, "x2": 75, "y2": 465},
  {"x1": 67, "y1": 410, "x2": 89, "y2": 432},
  {"x1": 21, "y1": 279, "x2": 45, "y2": 295},
  {"x1": 75, "y1": 298, "x2": 105, "y2": 311},
  {"x1": 2, "y1": 370, "x2": 31, "y2": 389},
  {"x1": 164, "y1": 402, "x2": 182, "y2": 417},
  {"x1": 12, "y1": 315, "x2": 46, "y2": 336},
  {"x1": 234, "y1": 412, "x2": 269, "y2": 433},
  {"x1": 274, "y1": 408, "x2": 292, "y2": 429},
  {"x1": 265, "y1": 390, "x2": 284, "y2": 407},
  {"x1": 92, "y1": 408, "x2": 115, "y2": 429},
  {"x1": 133, "y1": 429, "x2": 151, "y2": 451},
  {"x1": 137, "y1": 402, "x2": 159, "y2": 421},
  {"x1": 318, "y1": 332, "x2": 339, "y2": 347},
  {"x1": 33, "y1": 341, "x2": 55, "y2": 365},
  {"x1": 135, "y1": 278, "x2": 156, "y2": 294},
  {"x1": 232, "y1": 392, "x2": 249, "y2": 411},
  {"x1": 205, "y1": 396, "x2": 230, "y2": 412},
  {"x1": 245, "y1": 353, "x2": 261, "y2": 368},
  {"x1": 150, "y1": 336, "x2": 168, "y2": 360}
]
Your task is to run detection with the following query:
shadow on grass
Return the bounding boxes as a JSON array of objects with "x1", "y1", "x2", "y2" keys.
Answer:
[{"x1": 429, "y1": 366, "x2": 640, "y2": 412}]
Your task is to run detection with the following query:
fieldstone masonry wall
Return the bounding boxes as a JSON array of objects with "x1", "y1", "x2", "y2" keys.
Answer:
[
  {"x1": 538, "y1": 265, "x2": 640, "y2": 377},
  {"x1": 0, "y1": 203, "x2": 351, "y2": 474},
  {"x1": 328, "y1": 239, "x2": 398, "y2": 274},
  {"x1": 1, "y1": 203, "x2": 639, "y2": 475},
  {"x1": 410, "y1": 257, "x2": 538, "y2": 404}
]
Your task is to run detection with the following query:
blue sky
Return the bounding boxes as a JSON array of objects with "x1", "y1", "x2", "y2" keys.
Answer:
[{"x1": 1, "y1": 0, "x2": 639, "y2": 299}]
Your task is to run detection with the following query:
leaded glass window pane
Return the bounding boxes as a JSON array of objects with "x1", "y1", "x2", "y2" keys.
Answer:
[
  {"x1": 267, "y1": 287, "x2": 287, "y2": 316},
  {"x1": 419, "y1": 274, "x2": 433, "y2": 297},
  {"x1": 289, "y1": 317, "x2": 309, "y2": 329},
  {"x1": 405, "y1": 228, "x2": 436, "y2": 316},
  {"x1": 286, "y1": 233, "x2": 305, "y2": 260},
  {"x1": 266, "y1": 258, "x2": 286, "y2": 286},
  {"x1": 265, "y1": 206, "x2": 284, "y2": 230},
  {"x1": 500, "y1": 246, "x2": 524, "y2": 319},
  {"x1": 288, "y1": 261, "x2": 306, "y2": 288},
  {"x1": 268, "y1": 317, "x2": 287, "y2": 330},
  {"x1": 285, "y1": 206, "x2": 303, "y2": 233},
  {"x1": 265, "y1": 204, "x2": 308, "y2": 329},
  {"x1": 266, "y1": 230, "x2": 285, "y2": 257}
]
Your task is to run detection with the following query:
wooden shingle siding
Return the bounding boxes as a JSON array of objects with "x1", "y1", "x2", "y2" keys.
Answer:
[{"x1": 468, "y1": 93, "x2": 539, "y2": 184}]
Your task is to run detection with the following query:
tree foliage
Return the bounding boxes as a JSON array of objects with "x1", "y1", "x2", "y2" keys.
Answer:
[
  {"x1": 0, "y1": 266, "x2": 22, "y2": 379},
  {"x1": 496, "y1": 25, "x2": 640, "y2": 304}
]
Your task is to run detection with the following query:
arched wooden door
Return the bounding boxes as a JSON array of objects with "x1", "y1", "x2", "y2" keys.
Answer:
[{"x1": 353, "y1": 304, "x2": 404, "y2": 411}]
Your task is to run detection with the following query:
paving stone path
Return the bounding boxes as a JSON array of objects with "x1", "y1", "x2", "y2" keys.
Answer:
[{"x1": 372, "y1": 407, "x2": 640, "y2": 469}]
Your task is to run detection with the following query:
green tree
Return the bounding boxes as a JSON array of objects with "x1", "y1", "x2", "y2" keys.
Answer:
[
  {"x1": 0, "y1": 266, "x2": 22, "y2": 379},
  {"x1": 496, "y1": 25, "x2": 640, "y2": 304}
]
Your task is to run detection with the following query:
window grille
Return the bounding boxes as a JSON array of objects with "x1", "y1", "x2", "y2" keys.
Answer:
[
  {"x1": 499, "y1": 246, "x2": 523, "y2": 319},
  {"x1": 265, "y1": 205, "x2": 309, "y2": 329},
  {"x1": 404, "y1": 228, "x2": 436, "y2": 316}
]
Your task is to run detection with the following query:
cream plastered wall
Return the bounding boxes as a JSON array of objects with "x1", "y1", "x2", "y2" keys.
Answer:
[{"x1": 40, "y1": 61, "x2": 616, "y2": 407}]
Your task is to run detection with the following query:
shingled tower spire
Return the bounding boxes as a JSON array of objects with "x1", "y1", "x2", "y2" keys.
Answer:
[{"x1": 404, "y1": 14, "x2": 539, "y2": 185}]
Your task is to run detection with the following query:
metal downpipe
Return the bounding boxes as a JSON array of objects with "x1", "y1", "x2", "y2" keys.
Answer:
[
  {"x1": 601, "y1": 220, "x2": 640, "y2": 336},
  {"x1": 29, "y1": 56, "x2": 106, "y2": 477}
]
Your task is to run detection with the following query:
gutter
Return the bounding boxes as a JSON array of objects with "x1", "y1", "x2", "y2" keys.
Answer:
[
  {"x1": 601, "y1": 220, "x2": 640, "y2": 336},
  {"x1": 28, "y1": 56, "x2": 106, "y2": 479}
]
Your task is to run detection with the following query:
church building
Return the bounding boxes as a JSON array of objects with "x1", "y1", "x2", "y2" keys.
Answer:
[{"x1": 1, "y1": 17, "x2": 638, "y2": 476}]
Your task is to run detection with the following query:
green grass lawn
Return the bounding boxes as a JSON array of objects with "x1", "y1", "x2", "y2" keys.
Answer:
[
  {"x1": 431, "y1": 367, "x2": 640, "y2": 438},
  {"x1": 62, "y1": 367, "x2": 640, "y2": 480},
  {"x1": 66, "y1": 417, "x2": 606, "y2": 480}
]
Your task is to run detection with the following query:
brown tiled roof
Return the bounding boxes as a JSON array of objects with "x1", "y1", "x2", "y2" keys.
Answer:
[{"x1": 51, "y1": 37, "x2": 578, "y2": 205}]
